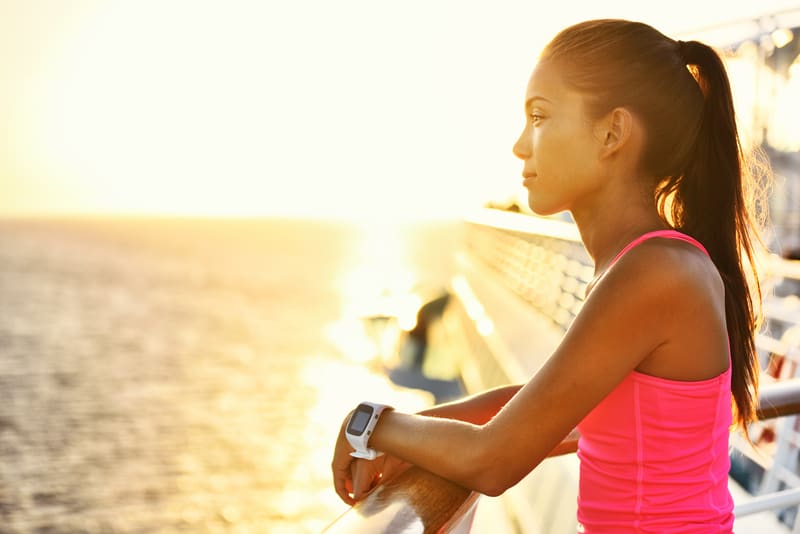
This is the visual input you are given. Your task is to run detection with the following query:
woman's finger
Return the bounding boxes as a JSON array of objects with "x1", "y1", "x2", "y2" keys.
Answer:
[
  {"x1": 332, "y1": 447, "x2": 355, "y2": 505},
  {"x1": 351, "y1": 459, "x2": 377, "y2": 501},
  {"x1": 333, "y1": 462, "x2": 355, "y2": 506},
  {"x1": 332, "y1": 412, "x2": 358, "y2": 505}
]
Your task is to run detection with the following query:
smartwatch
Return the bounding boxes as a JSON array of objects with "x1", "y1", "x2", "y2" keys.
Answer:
[{"x1": 345, "y1": 402, "x2": 393, "y2": 460}]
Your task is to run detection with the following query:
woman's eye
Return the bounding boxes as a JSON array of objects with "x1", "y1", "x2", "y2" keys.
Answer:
[{"x1": 529, "y1": 113, "x2": 544, "y2": 125}]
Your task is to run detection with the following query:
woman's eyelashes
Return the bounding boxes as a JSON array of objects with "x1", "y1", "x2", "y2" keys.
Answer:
[{"x1": 529, "y1": 112, "x2": 545, "y2": 125}]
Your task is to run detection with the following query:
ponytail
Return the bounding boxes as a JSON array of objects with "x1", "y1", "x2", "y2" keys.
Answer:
[{"x1": 656, "y1": 40, "x2": 764, "y2": 430}]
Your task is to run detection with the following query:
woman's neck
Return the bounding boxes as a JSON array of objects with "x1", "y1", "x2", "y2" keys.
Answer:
[{"x1": 571, "y1": 200, "x2": 668, "y2": 277}]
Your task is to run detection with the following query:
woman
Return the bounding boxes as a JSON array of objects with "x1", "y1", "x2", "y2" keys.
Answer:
[{"x1": 332, "y1": 19, "x2": 765, "y2": 532}]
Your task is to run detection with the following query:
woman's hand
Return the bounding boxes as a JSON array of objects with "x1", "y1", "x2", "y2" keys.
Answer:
[{"x1": 332, "y1": 413, "x2": 408, "y2": 505}]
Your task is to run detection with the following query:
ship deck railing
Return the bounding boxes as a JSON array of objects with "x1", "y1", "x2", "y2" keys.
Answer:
[
  {"x1": 325, "y1": 208, "x2": 800, "y2": 533},
  {"x1": 323, "y1": 379, "x2": 800, "y2": 533}
]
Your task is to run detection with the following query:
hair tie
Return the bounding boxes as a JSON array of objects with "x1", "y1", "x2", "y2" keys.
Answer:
[{"x1": 676, "y1": 40, "x2": 690, "y2": 64}]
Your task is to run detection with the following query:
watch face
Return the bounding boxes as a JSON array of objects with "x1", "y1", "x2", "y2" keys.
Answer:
[{"x1": 347, "y1": 405, "x2": 374, "y2": 436}]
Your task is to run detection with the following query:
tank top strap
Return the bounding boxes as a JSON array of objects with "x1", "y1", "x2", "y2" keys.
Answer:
[{"x1": 609, "y1": 229, "x2": 710, "y2": 268}]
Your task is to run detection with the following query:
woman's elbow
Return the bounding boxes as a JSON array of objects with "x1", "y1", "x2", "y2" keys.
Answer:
[
  {"x1": 471, "y1": 467, "x2": 525, "y2": 497},
  {"x1": 477, "y1": 479, "x2": 512, "y2": 498},
  {"x1": 466, "y1": 448, "x2": 534, "y2": 497}
]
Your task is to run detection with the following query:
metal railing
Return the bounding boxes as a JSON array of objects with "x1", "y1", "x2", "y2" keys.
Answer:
[
  {"x1": 324, "y1": 208, "x2": 800, "y2": 532},
  {"x1": 322, "y1": 378, "x2": 800, "y2": 533}
]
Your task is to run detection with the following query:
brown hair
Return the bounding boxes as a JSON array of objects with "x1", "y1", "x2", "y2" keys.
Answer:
[{"x1": 541, "y1": 20, "x2": 766, "y2": 430}]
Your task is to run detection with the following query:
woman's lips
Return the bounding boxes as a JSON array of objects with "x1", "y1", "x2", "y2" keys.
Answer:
[{"x1": 523, "y1": 175, "x2": 537, "y2": 187}]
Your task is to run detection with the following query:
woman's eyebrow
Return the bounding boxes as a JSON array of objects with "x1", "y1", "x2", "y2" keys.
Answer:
[{"x1": 525, "y1": 96, "x2": 553, "y2": 110}]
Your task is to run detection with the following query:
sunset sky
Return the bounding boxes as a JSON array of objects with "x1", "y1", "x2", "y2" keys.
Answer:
[{"x1": 2, "y1": 0, "x2": 798, "y2": 220}]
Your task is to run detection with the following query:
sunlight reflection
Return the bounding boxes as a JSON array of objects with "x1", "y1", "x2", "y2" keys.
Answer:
[
  {"x1": 324, "y1": 318, "x2": 380, "y2": 364},
  {"x1": 276, "y1": 358, "x2": 433, "y2": 530},
  {"x1": 768, "y1": 58, "x2": 800, "y2": 151},
  {"x1": 339, "y1": 222, "x2": 421, "y2": 322},
  {"x1": 725, "y1": 36, "x2": 800, "y2": 152},
  {"x1": 725, "y1": 47, "x2": 760, "y2": 148},
  {"x1": 452, "y1": 275, "x2": 495, "y2": 337},
  {"x1": 477, "y1": 317, "x2": 496, "y2": 337},
  {"x1": 330, "y1": 222, "x2": 429, "y2": 365},
  {"x1": 771, "y1": 28, "x2": 795, "y2": 49},
  {"x1": 451, "y1": 276, "x2": 484, "y2": 321}
]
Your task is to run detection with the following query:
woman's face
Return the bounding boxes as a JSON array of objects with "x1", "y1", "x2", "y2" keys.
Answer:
[{"x1": 513, "y1": 60, "x2": 605, "y2": 216}]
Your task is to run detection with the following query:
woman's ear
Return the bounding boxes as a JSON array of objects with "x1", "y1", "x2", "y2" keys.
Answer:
[{"x1": 596, "y1": 107, "x2": 634, "y2": 159}]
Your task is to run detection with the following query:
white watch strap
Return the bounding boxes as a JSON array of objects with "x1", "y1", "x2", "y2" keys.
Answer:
[{"x1": 345, "y1": 402, "x2": 392, "y2": 460}]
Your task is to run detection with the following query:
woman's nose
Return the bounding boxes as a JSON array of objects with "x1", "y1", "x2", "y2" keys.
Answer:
[{"x1": 513, "y1": 130, "x2": 530, "y2": 160}]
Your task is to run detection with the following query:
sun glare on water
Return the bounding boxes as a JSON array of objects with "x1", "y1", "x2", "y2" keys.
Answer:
[{"x1": 325, "y1": 222, "x2": 424, "y2": 366}]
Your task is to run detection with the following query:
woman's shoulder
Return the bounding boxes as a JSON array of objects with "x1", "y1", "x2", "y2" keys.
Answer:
[
  {"x1": 579, "y1": 236, "x2": 728, "y2": 379},
  {"x1": 605, "y1": 237, "x2": 729, "y2": 379},
  {"x1": 552, "y1": 234, "x2": 726, "y2": 395},
  {"x1": 583, "y1": 235, "x2": 725, "y2": 330},
  {"x1": 609, "y1": 235, "x2": 722, "y2": 296}
]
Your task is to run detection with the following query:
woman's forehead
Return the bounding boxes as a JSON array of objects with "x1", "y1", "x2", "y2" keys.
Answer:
[{"x1": 525, "y1": 61, "x2": 579, "y2": 110}]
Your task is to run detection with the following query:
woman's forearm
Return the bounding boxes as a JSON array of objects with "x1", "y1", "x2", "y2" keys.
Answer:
[
  {"x1": 418, "y1": 384, "x2": 579, "y2": 457},
  {"x1": 369, "y1": 410, "x2": 499, "y2": 494},
  {"x1": 418, "y1": 384, "x2": 523, "y2": 424},
  {"x1": 350, "y1": 382, "x2": 578, "y2": 498}
]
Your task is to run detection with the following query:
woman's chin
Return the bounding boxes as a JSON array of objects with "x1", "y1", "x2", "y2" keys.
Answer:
[{"x1": 527, "y1": 196, "x2": 557, "y2": 217}]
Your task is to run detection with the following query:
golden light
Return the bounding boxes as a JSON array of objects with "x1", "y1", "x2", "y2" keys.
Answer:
[
  {"x1": 289, "y1": 358, "x2": 433, "y2": 529},
  {"x1": 771, "y1": 28, "x2": 795, "y2": 48},
  {"x1": 327, "y1": 222, "x2": 427, "y2": 366},
  {"x1": 23, "y1": 3, "x2": 290, "y2": 216},
  {"x1": 4, "y1": 2, "x2": 509, "y2": 219},
  {"x1": 337, "y1": 223, "x2": 422, "y2": 323},
  {"x1": 7, "y1": 1, "x2": 796, "y2": 219},
  {"x1": 725, "y1": 45, "x2": 762, "y2": 148},
  {"x1": 767, "y1": 57, "x2": 800, "y2": 151}
]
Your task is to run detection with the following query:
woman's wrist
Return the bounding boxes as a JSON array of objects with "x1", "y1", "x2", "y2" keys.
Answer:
[
  {"x1": 370, "y1": 408, "x2": 410, "y2": 458},
  {"x1": 345, "y1": 402, "x2": 394, "y2": 460}
]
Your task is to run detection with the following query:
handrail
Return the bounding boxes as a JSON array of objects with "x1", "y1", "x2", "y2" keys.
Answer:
[
  {"x1": 323, "y1": 466, "x2": 480, "y2": 534},
  {"x1": 757, "y1": 378, "x2": 800, "y2": 419},
  {"x1": 463, "y1": 208, "x2": 582, "y2": 243},
  {"x1": 735, "y1": 487, "x2": 800, "y2": 517},
  {"x1": 765, "y1": 254, "x2": 800, "y2": 282},
  {"x1": 323, "y1": 379, "x2": 800, "y2": 533}
]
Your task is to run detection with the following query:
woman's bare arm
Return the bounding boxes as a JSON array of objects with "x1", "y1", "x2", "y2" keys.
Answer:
[
  {"x1": 419, "y1": 385, "x2": 579, "y2": 455},
  {"x1": 334, "y1": 244, "x2": 709, "y2": 501},
  {"x1": 418, "y1": 384, "x2": 522, "y2": 423}
]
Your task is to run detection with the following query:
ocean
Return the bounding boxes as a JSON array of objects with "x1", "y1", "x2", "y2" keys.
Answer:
[{"x1": 0, "y1": 217, "x2": 461, "y2": 533}]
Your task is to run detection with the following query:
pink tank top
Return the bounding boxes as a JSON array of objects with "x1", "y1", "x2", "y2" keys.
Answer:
[{"x1": 576, "y1": 230, "x2": 734, "y2": 533}]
